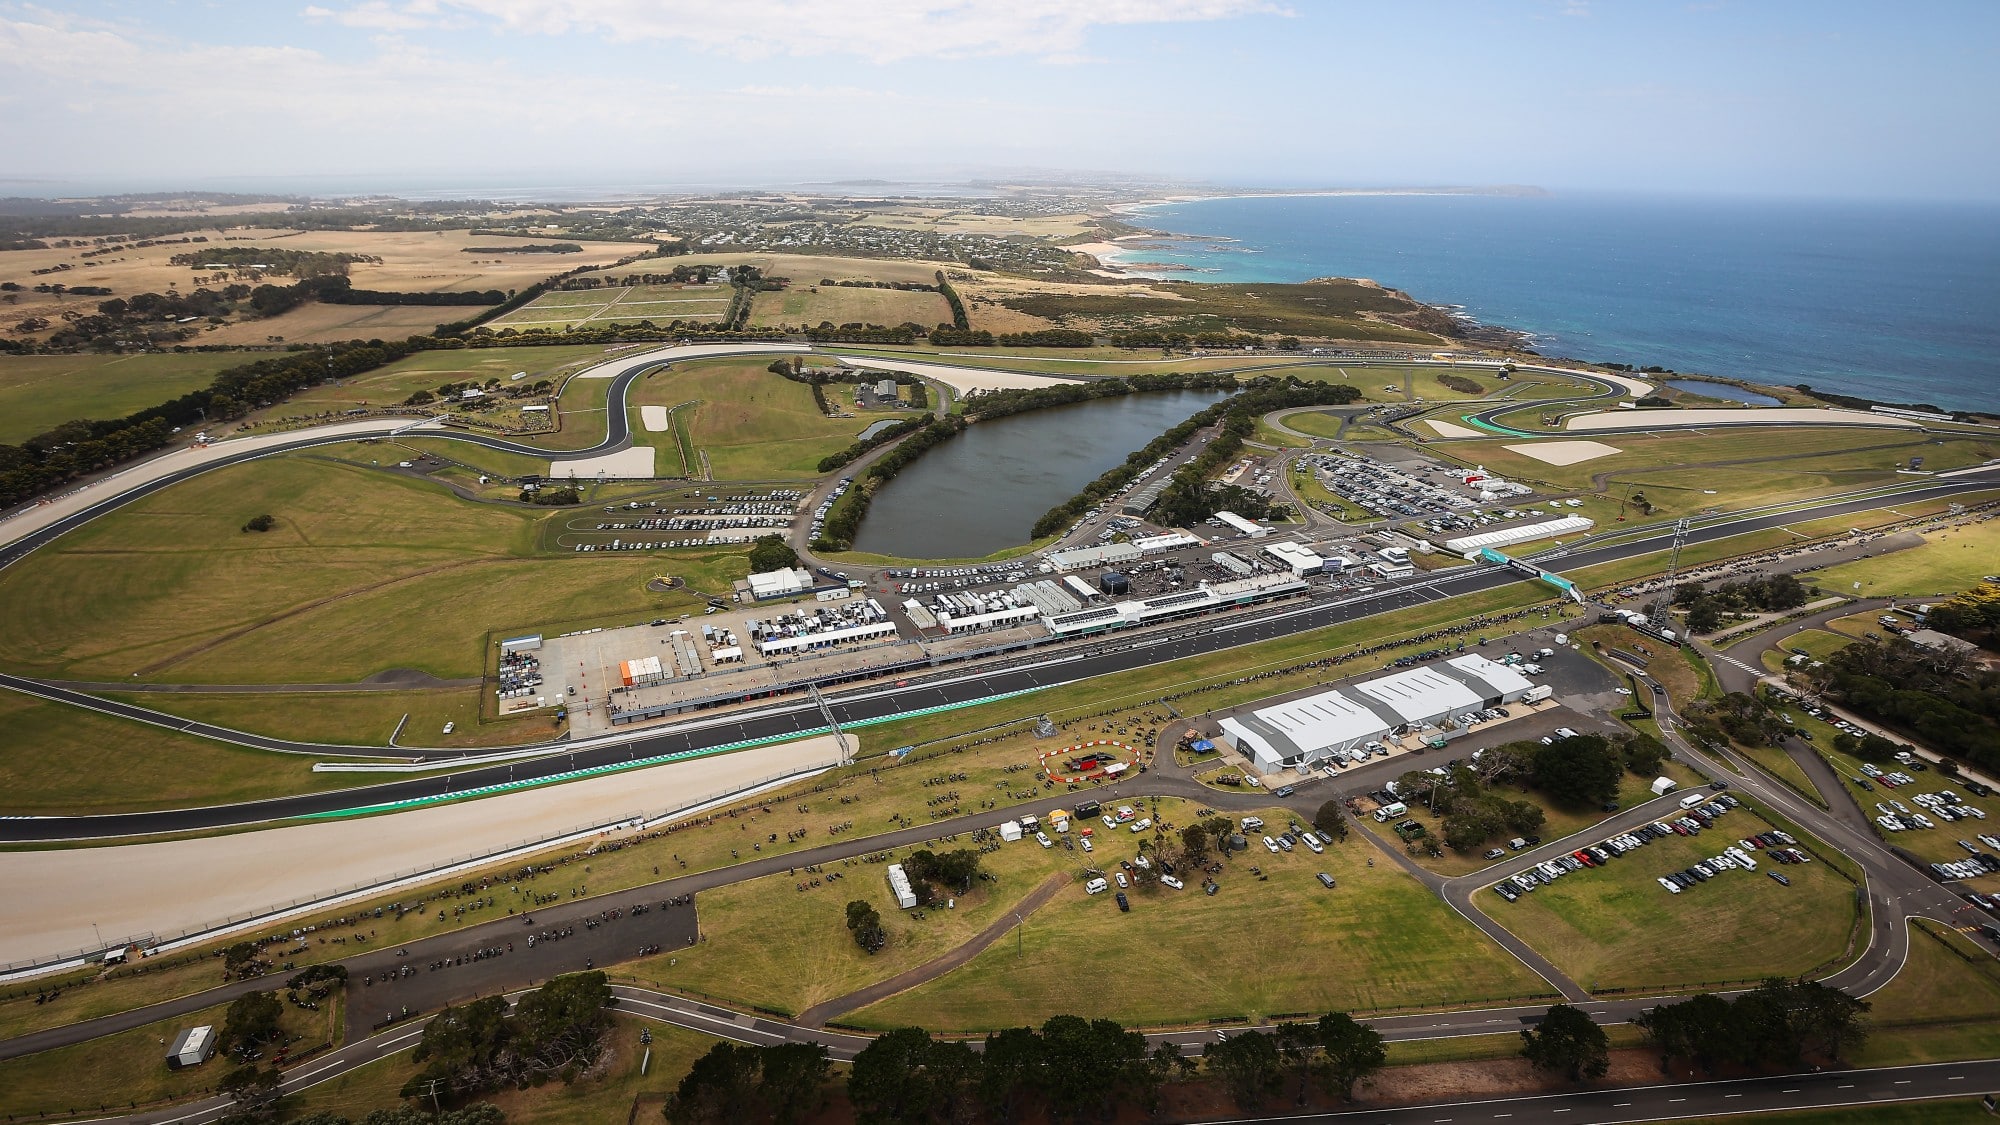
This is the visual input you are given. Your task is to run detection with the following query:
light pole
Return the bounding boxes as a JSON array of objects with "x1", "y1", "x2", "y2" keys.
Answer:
[{"x1": 92, "y1": 922, "x2": 102, "y2": 950}]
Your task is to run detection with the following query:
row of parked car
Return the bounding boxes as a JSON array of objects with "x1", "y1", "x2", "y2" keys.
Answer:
[
  {"x1": 1662, "y1": 828, "x2": 1814, "y2": 892},
  {"x1": 1931, "y1": 841, "x2": 2000, "y2": 882},
  {"x1": 1489, "y1": 795, "x2": 1762, "y2": 902}
]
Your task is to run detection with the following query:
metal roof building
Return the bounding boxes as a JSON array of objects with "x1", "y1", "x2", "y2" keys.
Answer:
[
  {"x1": 1218, "y1": 653, "x2": 1540, "y2": 772},
  {"x1": 1442, "y1": 515, "x2": 1595, "y2": 555},
  {"x1": 1215, "y1": 510, "x2": 1271, "y2": 537},
  {"x1": 1047, "y1": 542, "x2": 1142, "y2": 571}
]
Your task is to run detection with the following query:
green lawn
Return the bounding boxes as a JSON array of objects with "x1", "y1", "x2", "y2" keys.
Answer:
[
  {"x1": 1848, "y1": 921, "x2": 2000, "y2": 1067},
  {"x1": 99, "y1": 687, "x2": 558, "y2": 749},
  {"x1": 1689, "y1": 1103, "x2": 2000, "y2": 1125},
  {"x1": 1280, "y1": 409, "x2": 1350, "y2": 439},
  {"x1": 1495, "y1": 808, "x2": 1861, "y2": 993},
  {"x1": 847, "y1": 805, "x2": 1552, "y2": 1031},
  {"x1": 0, "y1": 353, "x2": 245, "y2": 443},
  {"x1": 631, "y1": 356, "x2": 864, "y2": 479},
  {"x1": 0, "y1": 454, "x2": 724, "y2": 684},
  {"x1": 0, "y1": 689, "x2": 394, "y2": 814},
  {"x1": 1812, "y1": 518, "x2": 2000, "y2": 598}
]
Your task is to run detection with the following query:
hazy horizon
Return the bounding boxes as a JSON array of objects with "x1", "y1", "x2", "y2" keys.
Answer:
[{"x1": 5, "y1": 1, "x2": 1998, "y2": 203}]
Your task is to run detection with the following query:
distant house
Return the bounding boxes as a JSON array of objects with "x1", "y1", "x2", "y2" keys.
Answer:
[{"x1": 876, "y1": 379, "x2": 897, "y2": 399}]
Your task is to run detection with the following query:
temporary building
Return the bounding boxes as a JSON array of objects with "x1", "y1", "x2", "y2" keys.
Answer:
[
  {"x1": 886, "y1": 863, "x2": 918, "y2": 909},
  {"x1": 166, "y1": 1025, "x2": 215, "y2": 1070},
  {"x1": 998, "y1": 820, "x2": 1024, "y2": 842},
  {"x1": 1650, "y1": 776, "x2": 1679, "y2": 796}
]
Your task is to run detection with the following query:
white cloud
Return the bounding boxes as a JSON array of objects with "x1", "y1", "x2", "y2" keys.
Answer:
[
  {"x1": 306, "y1": 0, "x2": 1286, "y2": 62},
  {"x1": 303, "y1": 1, "x2": 454, "y2": 33}
]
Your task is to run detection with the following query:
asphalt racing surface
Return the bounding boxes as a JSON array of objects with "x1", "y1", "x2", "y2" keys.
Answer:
[{"x1": 6, "y1": 468, "x2": 1995, "y2": 842}]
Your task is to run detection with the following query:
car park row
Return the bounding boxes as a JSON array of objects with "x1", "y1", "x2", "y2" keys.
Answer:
[{"x1": 1485, "y1": 794, "x2": 1817, "y2": 902}]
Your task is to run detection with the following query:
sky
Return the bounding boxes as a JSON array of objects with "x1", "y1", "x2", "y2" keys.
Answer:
[{"x1": 3, "y1": 0, "x2": 1997, "y2": 200}]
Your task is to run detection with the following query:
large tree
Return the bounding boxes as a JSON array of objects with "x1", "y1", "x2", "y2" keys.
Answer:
[
  {"x1": 1204, "y1": 1031, "x2": 1283, "y2": 1110},
  {"x1": 1520, "y1": 1004, "x2": 1610, "y2": 1082},
  {"x1": 977, "y1": 1027, "x2": 1044, "y2": 1123},
  {"x1": 1530, "y1": 734, "x2": 1625, "y2": 807},
  {"x1": 847, "y1": 1027, "x2": 943, "y2": 1124},
  {"x1": 1315, "y1": 1011, "x2": 1387, "y2": 1101}
]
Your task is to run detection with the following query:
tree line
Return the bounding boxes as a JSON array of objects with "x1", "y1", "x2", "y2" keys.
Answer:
[
  {"x1": 1636, "y1": 978, "x2": 1869, "y2": 1073},
  {"x1": 935, "y1": 270, "x2": 971, "y2": 330},
  {"x1": 167, "y1": 246, "x2": 374, "y2": 277},
  {"x1": 1810, "y1": 636, "x2": 2000, "y2": 772},
  {"x1": 0, "y1": 337, "x2": 420, "y2": 509},
  {"x1": 665, "y1": 1010, "x2": 1388, "y2": 1125}
]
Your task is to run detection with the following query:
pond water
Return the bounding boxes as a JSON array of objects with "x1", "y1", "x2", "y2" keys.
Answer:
[
  {"x1": 1664, "y1": 378, "x2": 1783, "y2": 406},
  {"x1": 851, "y1": 389, "x2": 1227, "y2": 560},
  {"x1": 855, "y1": 419, "x2": 900, "y2": 441}
]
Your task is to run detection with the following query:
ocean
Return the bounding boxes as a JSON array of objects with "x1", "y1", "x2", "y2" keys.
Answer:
[{"x1": 1116, "y1": 193, "x2": 2000, "y2": 413}]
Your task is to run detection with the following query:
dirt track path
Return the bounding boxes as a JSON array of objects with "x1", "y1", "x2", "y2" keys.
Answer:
[{"x1": 796, "y1": 871, "x2": 1072, "y2": 1028}]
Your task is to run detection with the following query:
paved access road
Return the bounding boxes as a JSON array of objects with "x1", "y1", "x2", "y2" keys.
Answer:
[{"x1": 7, "y1": 468, "x2": 1996, "y2": 843}]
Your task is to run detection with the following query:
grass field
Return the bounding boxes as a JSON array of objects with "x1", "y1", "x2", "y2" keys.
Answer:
[
  {"x1": 0, "y1": 992, "x2": 340, "y2": 1122},
  {"x1": 100, "y1": 687, "x2": 559, "y2": 749},
  {"x1": 847, "y1": 804, "x2": 1552, "y2": 1031},
  {"x1": 0, "y1": 454, "x2": 721, "y2": 685},
  {"x1": 274, "y1": 344, "x2": 615, "y2": 419},
  {"x1": 1848, "y1": 920, "x2": 2000, "y2": 1067},
  {"x1": 623, "y1": 801, "x2": 1201, "y2": 1017},
  {"x1": 630, "y1": 356, "x2": 865, "y2": 479},
  {"x1": 1436, "y1": 428, "x2": 1988, "y2": 496},
  {"x1": 1811, "y1": 517, "x2": 2000, "y2": 597},
  {"x1": 748, "y1": 285, "x2": 951, "y2": 329},
  {"x1": 0, "y1": 353, "x2": 247, "y2": 443},
  {"x1": 0, "y1": 690, "x2": 399, "y2": 814},
  {"x1": 1495, "y1": 807, "x2": 1861, "y2": 993}
]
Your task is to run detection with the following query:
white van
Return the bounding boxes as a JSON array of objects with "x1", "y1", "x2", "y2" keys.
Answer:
[
  {"x1": 1085, "y1": 877, "x2": 1108, "y2": 895},
  {"x1": 1373, "y1": 802, "x2": 1409, "y2": 822},
  {"x1": 1680, "y1": 792, "x2": 1708, "y2": 809},
  {"x1": 1240, "y1": 816, "x2": 1265, "y2": 832}
]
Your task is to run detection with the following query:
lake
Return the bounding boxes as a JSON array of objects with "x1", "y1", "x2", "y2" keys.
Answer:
[
  {"x1": 851, "y1": 390, "x2": 1227, "y2": 560},
  {"x1": 1664, "y1": 378, "x2": 1782, "y2": 406}
]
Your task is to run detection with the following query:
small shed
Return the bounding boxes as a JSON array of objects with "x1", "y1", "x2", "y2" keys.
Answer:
[
  {"x1": 1650, "y1": 776, "x2": 1678, "y2": 796},
  {"x1": 166, "y1": 1025, "x2": 215, "y2": 1070}
]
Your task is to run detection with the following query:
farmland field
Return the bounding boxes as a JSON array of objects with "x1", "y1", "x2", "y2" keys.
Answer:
[
  {"x1": 487, "y1": 283, "x2": 731, "y2": 330},
  {"x1": 746, "y1": 284, "x2": 951, "y2": 329},
  {"x1": 0, "y1": 353, "x2": 247, "y2": 442}
]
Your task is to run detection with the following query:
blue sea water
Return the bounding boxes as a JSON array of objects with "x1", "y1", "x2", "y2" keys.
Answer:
[{"x1": 1124, "y1": 194, "x2": 2000, "y2": 413}]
